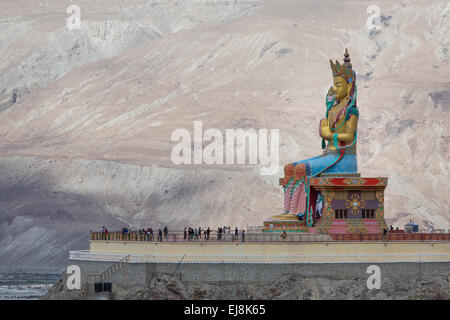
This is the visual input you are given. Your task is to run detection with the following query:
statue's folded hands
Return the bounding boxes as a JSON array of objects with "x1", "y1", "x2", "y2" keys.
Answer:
[
  {"x1": 320, "y1": 118, "x2": 332, "y2": 140},
  {"x1": 328, "y1": 115, "x2": 358, "y2": 148}
]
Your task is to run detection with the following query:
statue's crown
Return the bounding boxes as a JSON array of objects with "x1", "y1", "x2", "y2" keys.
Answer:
[{"x1": 330, "y1": 48, "x2": 354, "y2": 83}]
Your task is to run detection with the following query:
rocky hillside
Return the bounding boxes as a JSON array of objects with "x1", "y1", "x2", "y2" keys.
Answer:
[
  {"x1": 0, "y1": 0, "x2": 449, "y2": 271},
  {"x1": 43, "y1": 271, "x2": 449, "y2": 300}
]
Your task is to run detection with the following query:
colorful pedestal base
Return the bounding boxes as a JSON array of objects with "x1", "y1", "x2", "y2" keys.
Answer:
[{"x1": 264, "y1": 173, "x2": 389, "y2": 234}]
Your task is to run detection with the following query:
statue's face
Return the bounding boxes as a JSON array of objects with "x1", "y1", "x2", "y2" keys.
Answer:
[{"x1": 333, "y1": 76, "x2": 350, "y2": 101}]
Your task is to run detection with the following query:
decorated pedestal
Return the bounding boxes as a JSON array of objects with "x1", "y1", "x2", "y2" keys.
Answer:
[
  {"x1": 310, "y1": 173, "x2": 388, "y2": 234},
  {"x1": 263, "y1": 173, "x2": 388, "y2": 234}
]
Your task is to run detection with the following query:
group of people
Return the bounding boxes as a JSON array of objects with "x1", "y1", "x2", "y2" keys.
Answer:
[
  {"x1": 100, "y1": 226, "x2": 170, "y2": 241},
  {"x1": 99, "y1": 225, "x2": 248, "y2": 242},
  {"x1": 101, "y1": 226, "x2": 109, "y2": 239},
  {"x1": 219, "y1": 226, "x2": 245, "y2": 241},
  {"x1": 184, "y1": 227, "x2": 210, "y2": 240},
  {"x1": 137, "y1": 226, "x2": 168, "y2": 241},
  {"x1": 382, "y1": 225, "x2": 400, "y2": 235},
  {"x1": 183, "y1": 226, "x2": 246, "y2": 241},
  {"x1": 138, "y1": 227, "x2": 154, "y2": 241}
]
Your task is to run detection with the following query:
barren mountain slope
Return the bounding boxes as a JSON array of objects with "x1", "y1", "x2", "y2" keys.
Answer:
[{"x1": 0, "y1": 0, "x2": 449, "y2": 270}]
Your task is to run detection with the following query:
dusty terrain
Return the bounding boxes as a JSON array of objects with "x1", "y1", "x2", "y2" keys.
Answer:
[
  {"x1": 0, "y1": 0, "x2": 449, "y2": 271},
  {"x1": 43, "y1": 271, "x2": 449, "y2": 300}
]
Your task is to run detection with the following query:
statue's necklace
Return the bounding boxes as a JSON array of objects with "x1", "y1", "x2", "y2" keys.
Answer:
[
  {"x1": 330, "y1": 104, "x2": 344, "y2": 120},
  {"x1": 330, "y1": 103, "x2": 347, "y2": 129}
]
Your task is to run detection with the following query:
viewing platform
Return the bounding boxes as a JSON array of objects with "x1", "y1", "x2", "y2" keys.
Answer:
[
  {"x1": 68, "y1": 229, "x2": 450, "y2": 299},
  {"x1": 89, "y1": 230, "x2": 450, "y2": 243},
  {"x1": 71, "y1": 230, "x2": 450, "y2": 265}
]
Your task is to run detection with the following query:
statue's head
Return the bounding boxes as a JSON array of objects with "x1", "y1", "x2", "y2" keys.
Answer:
[
  {"x1": 330, "y1": 49, "x2": 355, "y2": 102},
  {"x1": 333, "y1": 76, "x2": 351, "y2": 101}
]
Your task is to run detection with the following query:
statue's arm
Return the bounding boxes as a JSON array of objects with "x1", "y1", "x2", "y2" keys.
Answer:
[{"x1": 336, "y1": 115, "x2": 357, "y2": 142}]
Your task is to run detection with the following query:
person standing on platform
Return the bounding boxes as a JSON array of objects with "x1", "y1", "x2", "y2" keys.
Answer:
[
  {"x1": 184, "y1": 227, "x2": 187, "y2": 241},
  {"x1": 163, "y1": 226, "x2": 168, "y2": 240},
  {"x1": 235, "y1": 227, "x2": 238, "y2": 240},
  {"x1": 241, "y1": 230, "x2": 245, "y2": 242},
  {"x1": 158, "y1": 228, "x2": 162, "y2": 242}
]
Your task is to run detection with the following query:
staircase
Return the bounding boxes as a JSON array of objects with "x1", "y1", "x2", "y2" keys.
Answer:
[
  {"x1": 330, "y1": 219, "x2": 349, "y2": 234},
  {"x1": 314, "y1": 219, "x2": 348, "y2": 234},
  {"x1": 364, "y1": 219, "x2": 383, "y2": 234},
  {"x1": 314, "y1": 218, "x2": 333, "y2": 234},
  {"x1": 346, "y1": 219, "x2": 368, "y2": 234},
  {"x1": 81, "y1": 255, "x2": 131, "y2": 299}
]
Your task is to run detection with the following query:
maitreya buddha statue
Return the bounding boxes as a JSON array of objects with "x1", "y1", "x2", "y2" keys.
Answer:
[{"x1": 272, "y1": 49, "x2": 359, "y2": 226}]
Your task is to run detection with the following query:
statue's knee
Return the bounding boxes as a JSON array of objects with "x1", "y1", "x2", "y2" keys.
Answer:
[
  {"x1": 284, "y1": 163, "x2": 295, "y2": 177},
  {"x1": 294, "y1": 163, "x2": 306, "y2": 180}
]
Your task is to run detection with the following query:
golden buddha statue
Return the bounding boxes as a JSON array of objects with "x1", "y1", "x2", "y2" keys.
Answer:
[{"x1": 271, "y1": 49, "x2": 359, "y2": 225}]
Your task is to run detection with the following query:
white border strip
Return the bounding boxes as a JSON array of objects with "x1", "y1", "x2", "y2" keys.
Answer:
[{"x1": 69, "y1": 250, "x2": 450, "y2": 264}]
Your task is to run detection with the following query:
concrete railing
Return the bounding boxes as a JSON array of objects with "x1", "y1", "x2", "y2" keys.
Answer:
[
  {"x1": 90, "y1": 231, "x2": 333, "y2": 242},
  {"x1": 70, "y1": 250, "x2": 450, "y2": 264},
  {"x1": 90, "y1": 231, "x2": 450, "y2": 243}
]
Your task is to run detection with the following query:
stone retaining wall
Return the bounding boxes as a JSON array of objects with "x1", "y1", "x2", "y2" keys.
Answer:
[{"x1": 69, "y1": 259, "x2": 450, "y2": 286}]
